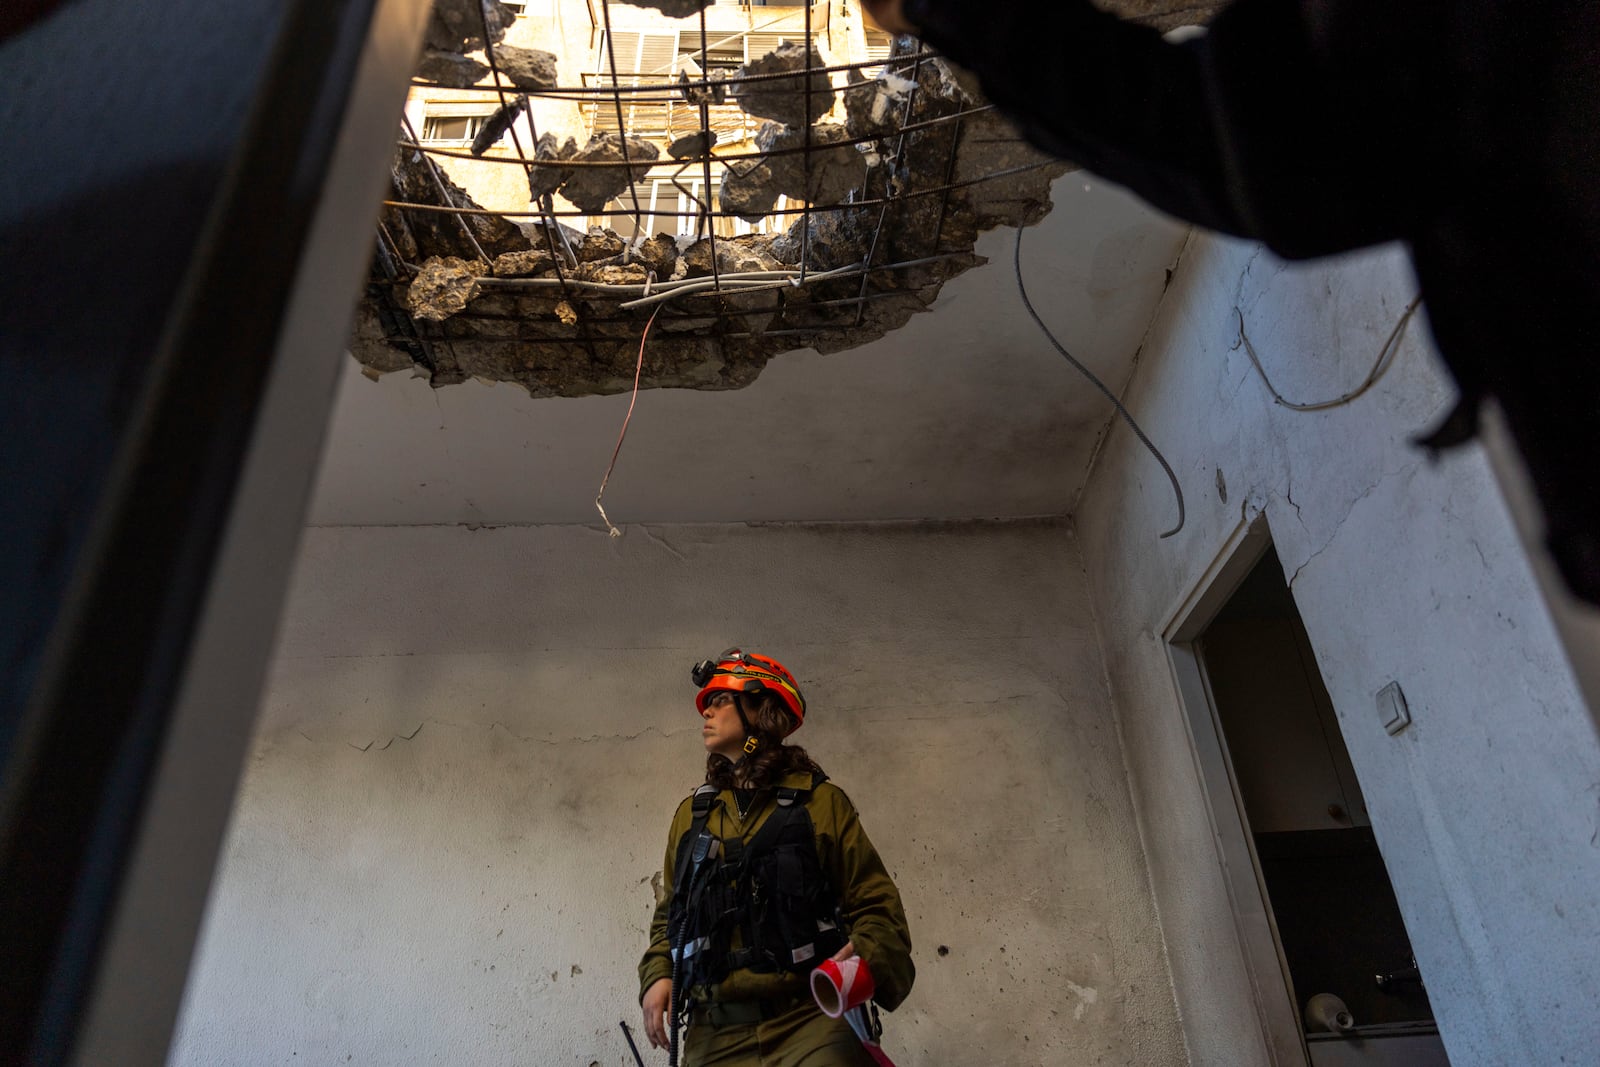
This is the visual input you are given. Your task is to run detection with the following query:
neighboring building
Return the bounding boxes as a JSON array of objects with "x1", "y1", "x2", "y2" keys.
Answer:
[{"x1": 402, "y1": 0, "x2": 883, "y2": 239}]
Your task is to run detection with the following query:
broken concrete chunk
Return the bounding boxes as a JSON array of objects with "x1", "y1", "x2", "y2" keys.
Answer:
[
  {"x1": 471, "y1": 96, "x2": 526, "y2": 156},
  {"x1": 492, "y1": 249, "x2": 555, "y2": 277},
  {"x1": 678, "y1": 234, "x2": 786, "y2": 278},
  {"x1": 388, "y1": 150, "x2": 530, "y2": 261},
  {"x1": 611, "y1": 0, "x2": 714, "y2": 14},
  {"x1": 554, "y1": 300, "x2": 579, "y2": 325},
  {"x1": 415, "y1": 48, "x2": 490, "y2": 88},
  {"x1": 719, "y1": 159, "x2": 779, "y2": 223},
  {"x1": 753, "y1": 122, "x2": 868, "y2": 205},
  {"x1": 844, "y1": 70, "x2": 917, "y2": 141},
  {"x1": 635, "y1": 233, "x2": 679, "y2": 277},
  {"x1": 408, "y1": 256, "x2": 487, "y2": 321},
  {"x1": 769, "y1": 207, "x2": 872, "y2": 271},
  {"x1": 737, "y1": 44, "x2": 836, "y2": 128},
  {"x1": 426, "y1": 0, "x2": 516, "y2": 52},
  {"x1": 579, "y1": 227, "x2": 627, "y2": 262},
  {"x1": 575, "y1": 262, "x2": 650, "y2": 286},
  {"x1": 492, "y1": 45, "x2": 558, "y2": 92},
  {"x1": 558, "y1": 133, "x2": 661, "y2": 213},
  {"x1": 677, "y1": 69, "x2": 730, "y2": 107},
  {"x1": 668, "y1": 130, "x2": 717, "y2": 161},
  {"x1": 525, "y1": 133, "x2": 577, "y2": 201}
]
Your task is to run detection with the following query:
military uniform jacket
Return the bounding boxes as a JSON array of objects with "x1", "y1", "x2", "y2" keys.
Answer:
[{"x1": 638, "y1": 771, "x2": 914, "y2": 1011}]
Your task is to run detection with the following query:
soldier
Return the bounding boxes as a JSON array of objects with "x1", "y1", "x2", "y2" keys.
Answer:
[{"x1": 639, "y1": 650, "x2": 914, "y2": 1066}]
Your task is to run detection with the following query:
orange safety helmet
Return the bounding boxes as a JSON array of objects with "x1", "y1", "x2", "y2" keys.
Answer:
[{"x1": 691, "y1": 648, "x2": 807, "y2": 730}]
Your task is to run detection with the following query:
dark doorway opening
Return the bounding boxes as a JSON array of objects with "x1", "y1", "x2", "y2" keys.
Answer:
[{"x1": 1198, "y1": 545, "x2": 1448, "y2": 1066}]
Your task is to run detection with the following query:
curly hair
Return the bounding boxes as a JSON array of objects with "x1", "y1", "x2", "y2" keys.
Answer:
[{"x1": 705, "y1": 689, "x2": 824, "y2": 791}]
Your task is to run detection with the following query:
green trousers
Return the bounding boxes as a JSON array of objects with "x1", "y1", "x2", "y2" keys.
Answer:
[{"x1": 682, "y1": 1000, "x2": 878, "y2": 1067}]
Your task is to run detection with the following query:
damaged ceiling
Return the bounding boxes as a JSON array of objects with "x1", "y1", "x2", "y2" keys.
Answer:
[
  {"x1": 314, "y1": 0, "x2": 1206, "y2": 526},
  {"x1": 317, "y1": 179, "x2": 1187, "y2": 527},
  {"x1": 360, "y1": 9, "x2": 1069, "y2": 397}
]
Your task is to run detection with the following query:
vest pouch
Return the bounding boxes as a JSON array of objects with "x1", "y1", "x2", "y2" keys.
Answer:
[{"x1": 750, "y1": 841, "x2": 846, "y2": 974}]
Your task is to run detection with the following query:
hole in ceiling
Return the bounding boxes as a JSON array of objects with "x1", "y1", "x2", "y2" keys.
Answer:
[{"x1": 351, "y1": 0, "x2": 1074, "y2": 397}]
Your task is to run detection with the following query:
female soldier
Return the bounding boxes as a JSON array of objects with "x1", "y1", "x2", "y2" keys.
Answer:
[{"x1": 638, "y1": 649, "x2": 913, "y2": 1066}]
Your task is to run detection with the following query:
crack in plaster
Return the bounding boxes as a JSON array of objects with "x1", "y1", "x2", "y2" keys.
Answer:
[
  {"x1": 1288, "y1": 466, "x2": 1412, "y2": 589},
  {"x1": 637, "y1": 525, "x2": 688, "y2": 562},
  {"x1": 347, "y1": 721, "x2": 426, "y2": 752}
]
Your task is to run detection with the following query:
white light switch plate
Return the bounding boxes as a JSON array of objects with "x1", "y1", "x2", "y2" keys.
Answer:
[{"x1": 1377, "y1": 681, "x2": 1411, "y2": 735}]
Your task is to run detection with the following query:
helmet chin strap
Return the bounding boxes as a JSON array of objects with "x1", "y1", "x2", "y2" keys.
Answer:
[{"x1": 734, "y1": 698, "x2": 760, "y2": 758}]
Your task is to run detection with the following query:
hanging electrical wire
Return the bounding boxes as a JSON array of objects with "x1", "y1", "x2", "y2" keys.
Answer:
[
  {"x1": 594, "y1": 304, "x2": 665, "y2": 537},
  {"x1": 1014, "y1": 224, "x2": 1186, "y2": 539},
  {"x1": 1232, "y1": 297, "x2": 1423, "y2": 412}
]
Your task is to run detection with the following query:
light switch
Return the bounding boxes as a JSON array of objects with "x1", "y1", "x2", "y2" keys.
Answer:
[{"x1": 1377, "y1": 681, "x2": 1411, "y2": 735}]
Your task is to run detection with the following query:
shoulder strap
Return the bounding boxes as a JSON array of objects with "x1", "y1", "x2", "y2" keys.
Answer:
[{"x1": 690, "y1": 783, "x2": 717, "y2": 821}]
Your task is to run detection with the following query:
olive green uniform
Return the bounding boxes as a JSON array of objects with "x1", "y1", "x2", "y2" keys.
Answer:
[{"x1": 639, "y1": 772, "x2": 914, "y2": 1066}]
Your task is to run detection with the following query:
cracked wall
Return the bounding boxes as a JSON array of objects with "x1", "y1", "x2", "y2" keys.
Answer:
[
  {"x1": 170, "y1": 520, "x2": 1184, "y2": 1066},
  {"x1": 1075, "y1": 235, "x2": 1600, "y2": 1065}
]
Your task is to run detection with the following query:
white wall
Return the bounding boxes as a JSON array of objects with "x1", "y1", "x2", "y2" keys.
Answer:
[
  {"x1": 1075, "y1": 234, "x2": 1600, "y2": 1066},
  {"x1": 171, "y1": 520, "x2": 1186, "y2": 1066}
]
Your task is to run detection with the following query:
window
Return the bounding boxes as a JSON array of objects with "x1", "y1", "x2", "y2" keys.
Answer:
[{"x1": 420, "y1": 113, "x2": 491, "y2": 143}]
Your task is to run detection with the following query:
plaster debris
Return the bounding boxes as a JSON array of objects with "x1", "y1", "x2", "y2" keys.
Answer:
[
  {"x1": 736, "y1": 43, "x2": 836, "y2": 128},
  {"x1": 557, "y1": 133, "x2": 662, "y2": 213},
  {"x1": 407, "y1": 256, "x2": 486, "y2": 321},
  {"x1": 493, "y1": 45, "x2": 559, "y2": 92}
]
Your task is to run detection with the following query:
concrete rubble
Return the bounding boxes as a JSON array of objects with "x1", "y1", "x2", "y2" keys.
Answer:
[
  {"x1": 493, "y1": 45, "x2": 558, "y2": 92},
  {"x1": 407, "y1": 256, "x2": 486, "y2": 321},
  {"x1": 719, "y1": 159, "x2": 778, "y2": 222},
  {"x1": 492, "y1": 250, "x2": 554, "y2": 277},
  {"x1": 612, "y1": 0, "x2": 714, "y2": 15},
  {"x1": 415, "y1": 49, "x2": 490, "y2": 89},
  {"x1": 525, "y1": 133, "x2": 577, "y2": 200},
  {"x1": 470, "y1": 97, "x2": 526, "y2": 156},
  {"x1": 550, "y1": 133, "x2": 662, "y2": 213},
  {"x1": 736, "y1": 43, "x2": 835, "y2": 128},
  {"x1": 754, "y1": 121, "x2": 868, "y2": 205},
  {"x1": 669, "y1": 130, "x2": 717, "y2": 161},
  {"x1": 357, "y1": 48, "x2": 1073, "y2": 396},
  {"x1": 425, "y1": 0, "x2": 516, "y2": 53}
]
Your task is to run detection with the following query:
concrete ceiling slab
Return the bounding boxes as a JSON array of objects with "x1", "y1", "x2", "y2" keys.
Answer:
[{"x1": 308, "y1": 177, "x2": 1187, "y2": 526}]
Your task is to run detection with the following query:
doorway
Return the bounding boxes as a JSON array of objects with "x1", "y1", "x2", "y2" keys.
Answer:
[{"x1": 1173, "y1": 534, "x2": 1449, "y2": 1066}]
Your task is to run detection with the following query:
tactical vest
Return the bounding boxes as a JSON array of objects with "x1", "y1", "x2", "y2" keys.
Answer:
[{"x1": 667, "y1": 774, "x2": 847, "y2": 993}]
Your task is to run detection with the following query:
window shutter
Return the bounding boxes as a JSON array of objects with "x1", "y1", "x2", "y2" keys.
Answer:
[{"x1": 591, "y1": 30, "x2": 678, "y2": 138}]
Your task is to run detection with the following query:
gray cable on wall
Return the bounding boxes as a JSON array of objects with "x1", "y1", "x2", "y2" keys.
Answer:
[{"x1": 1014, "y1": 225, "x2": 1186, "y2": 538}]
